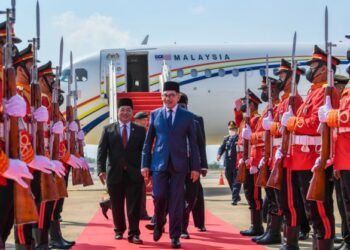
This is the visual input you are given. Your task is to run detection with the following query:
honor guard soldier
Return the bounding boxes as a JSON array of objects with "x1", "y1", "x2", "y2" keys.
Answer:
[
  {"x1": 236, "y1": 90, "x2": 263, "y2": 237},
  {"x1": 319, "y1": 72, "x2": 350, "y2": 250},
  {"x1": 253, "y1": 76, "x2": 283, "y2": 245},
  {"x1": 217, "y1": 121, "x2": 241, "y2": 205},
  {"x1": 281, "y1": 45, "x2": 340, "y2": 249},
  {"x1": 14, "y1": 44, "x2": 57, "y2": 249},
  {"x1": 0, "y1": 21, "x2": 34, "y2": 250},
  {"x1": 265, "y1": 59, "x2": 311, "y2": 247},
  {"x1": 37, "y1": 61, "x2": 76, "y2": 249}
]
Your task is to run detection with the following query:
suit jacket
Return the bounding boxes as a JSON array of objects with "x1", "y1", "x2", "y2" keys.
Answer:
[
  {"x1": 142, "y1": 106, "x2": 200, "y2": 173},
  {"x1": 217, "y1": 134, "x2": 238, "y2": 169},
  {"x1": 97, "y1": 122, "x2": 146, "y2": 185},
  {"x1": 194, "y1": 119, "x2": 208, "y2": 169}
]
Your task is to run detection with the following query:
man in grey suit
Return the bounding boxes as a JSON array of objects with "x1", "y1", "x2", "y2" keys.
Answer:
[
  {"x1": 97, "y1": 98, "x2": 146, "y2": 244},
  {"x1": 141, "y1": 81, "x2": 200, "y2": 249}
]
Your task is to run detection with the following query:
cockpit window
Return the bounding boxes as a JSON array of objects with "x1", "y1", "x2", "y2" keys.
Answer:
[{"x1": 60, "y1": 68, "x2": 88, "y2": 82}]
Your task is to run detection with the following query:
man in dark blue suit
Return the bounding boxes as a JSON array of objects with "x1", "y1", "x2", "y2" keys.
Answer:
[{"x1": 141, "y1": 81, "x2": 200, "y2": 249}]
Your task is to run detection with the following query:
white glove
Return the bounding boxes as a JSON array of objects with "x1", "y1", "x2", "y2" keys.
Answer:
[
  {"x1": 5, "y1": 94, "x2": 27, "y2": 118},
  {"x1": 318, "y1": 96, "x2": 332, "y2": 123},
  {"x1": 242, "y1": 125, "x2": 252, "y2": 140},
  {"x1": 258, "y1": 158, "x2": 265, "y2": 169},
  {"x1": 51, "y1": 121, "x2": 64, "y2": 135},
  {"x1": 249, "y1": 166, "x2": 258, "y2": 174},
  {"x1": 68, "y1": 121, "x2": 79, "y2": 132},
  {"x1": 28, "y1": 155, "x2": 54, "y2": 174},
  {"x1": 311, "y1": 157, "x2": 321, "y2": 173},
  {"x1": 3, "y1": 159, "x2": 33, "y2": 188},
  {"x1": 262, "y1": 111, "x2": 273, "y2": 130},
  {"x1": 33, "y1": 106, "x2": 49, "y2": 122},
  {"x1": 239, "y1": 158, "x2": 250, "y2": 165},
  {"x1": 79, "y1": 157, "x2": 90, "y2": 170},
  {"x1": 281, "y1": 106, "x2": 293, "y2": 127},
  {"x1": 274, "y1": 148, "x2": 284, "y2": 161},
  {"x1": 66, "y1": 154, "x2": 82, "y2": 169},
  {"x1": 77, "y1": 130, "x2": 85, "y2": 141},
  {"x1": 50, "y1": 160, "x2": 66, "y2": 178}
]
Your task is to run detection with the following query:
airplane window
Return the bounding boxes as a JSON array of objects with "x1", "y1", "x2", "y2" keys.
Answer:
[
  {"x1": 218, "y1": 68, "x2": 225, "y2": 77},
  {"x1": 75, "y1": 68, "x2": 88, "y2": 82},
  {"x1": 191, "y1": 69, "x2": 198, "y2": 77},
  {"x1": 61, "y1": 69, "x2": 70, "y2": 82},
  {"x1": 205, "y1": 69, "x2": 211, "y2": 78},
  {"x1": 60, "y1": 68, "x2": 88, "y2": 82},
  {"x1": 177, "y1": 69, "x2": 184, "y2": 77},
  {"x1": 232, "y1": 68, "x2": 239, "y2": 77},
  {"x1": 259, "y1": 68, "x2": 266, "y2": 76}
]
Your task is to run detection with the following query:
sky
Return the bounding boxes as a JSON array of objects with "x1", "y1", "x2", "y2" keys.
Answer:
[
  {"x1": 1, "y1": 0, "x2": 350, "y2": 162},
  {"x1": 0, "y1": 0, "x2": 350, "y2": 66}
]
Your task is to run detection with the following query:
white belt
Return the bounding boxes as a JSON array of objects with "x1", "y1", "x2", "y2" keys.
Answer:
[
  {"x1": 292, "y1": 135, "x2": 322, "y2": 146},
  {"x1": 252, "y1": 143, "x2": 264, "y2": 148},
  {"x1": 237, "y1": 145, "x2": 244, "y2": 152},
  {"x1": 273, "y1": 138, "x2": 282, "y2": 146},
  {"x1": 339, "y1": 127, "x2": 350, "y2": 134}
]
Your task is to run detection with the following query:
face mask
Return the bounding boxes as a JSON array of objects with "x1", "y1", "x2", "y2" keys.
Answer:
[
  {"x1": 260, "y1": 92, "x2": 268, "y2": 102},
  {"x1": 306, "y1": 62, "x2": 323, "y2": 83},
  {"x1": 58, "y1": 94, "x2": 64, "y2": 106},
  {"x1": 229, "y1": 130, "x2": 236, "y2": 136},
  {"x1": 240, "y1": 104, "x2": 247, "y2": 113}
]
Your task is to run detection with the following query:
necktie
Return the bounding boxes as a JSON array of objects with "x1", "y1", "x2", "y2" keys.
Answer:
[
  {"x1": 167, "y1": 109, "x2": 173, "y2": 127},
  {"x1": 122, "y1": 124, "x2": 128, "y2": 148}
]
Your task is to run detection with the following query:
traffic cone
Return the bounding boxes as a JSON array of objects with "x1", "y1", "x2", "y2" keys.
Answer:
[{"x1": 218, "y1": 170, "x2": 225, "y2": 185}]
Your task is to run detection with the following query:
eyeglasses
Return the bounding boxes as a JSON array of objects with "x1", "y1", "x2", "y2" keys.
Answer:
[{"x1": 161, "y1": 93, "x2": 176, "y2": 98}]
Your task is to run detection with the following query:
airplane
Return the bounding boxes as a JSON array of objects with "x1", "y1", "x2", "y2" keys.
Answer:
[{"x1": 59, "y1": 43, "x2": 349, "y2": 145}]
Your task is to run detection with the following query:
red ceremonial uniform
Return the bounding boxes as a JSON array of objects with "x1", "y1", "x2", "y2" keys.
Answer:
[
  {"x1": 327, "y1": 85, "x2": 350, "y2": 170},
  {"x1": 286, "y1": 83, "x2": 339, "y2": 170}
]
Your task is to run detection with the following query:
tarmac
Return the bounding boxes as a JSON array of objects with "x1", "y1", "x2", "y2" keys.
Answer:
[{"x1": 5, "y1": 169, "x2": 342, "y2": 249}]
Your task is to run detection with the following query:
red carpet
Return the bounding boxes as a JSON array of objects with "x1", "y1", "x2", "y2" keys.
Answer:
[{"x1": 73, "y1": 200, "x2": 267, "y2": 250}]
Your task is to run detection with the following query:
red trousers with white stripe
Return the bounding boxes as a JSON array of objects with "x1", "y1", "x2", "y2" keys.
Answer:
[
  {"x1": 243, "y1": 170, "x2": 262, "y2": 211},
  {"x1": 282, "y1": 168, "x2": 335, "y2": 239}
]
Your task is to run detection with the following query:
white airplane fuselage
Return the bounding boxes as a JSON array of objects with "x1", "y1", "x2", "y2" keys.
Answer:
[{"x1": 61, "y1": 44, "x2": 349, "y2": 145}]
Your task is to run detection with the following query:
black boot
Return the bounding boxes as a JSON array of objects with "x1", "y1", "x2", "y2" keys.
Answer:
[
  {"x1": 99, "y1": 199, "x2": 111, "y2": 220},
  {"x1": 33, "y1": 228, "x2": 49, "y2": 250},
  {"x1": 240, "y1": 210, "x2": 264, "y2": 236},
  {"x1": 280, "y1": 225, "x2": 300, "y2": 250},
  {"x1": 49, "y1": 220, "x2": 74, "y2": 249},
  {"x1": 256, "y1": 215, "x2": 282, "y2": 245},
  {"x1": 335, "y1": 242, "x2": 350, "y2": 250},
  {"x1": 252, "y1": 215, "x2": 271, "y2": 242},
  {"x1": 316, "y1": 239, "x2": 334, "y2": 250}
]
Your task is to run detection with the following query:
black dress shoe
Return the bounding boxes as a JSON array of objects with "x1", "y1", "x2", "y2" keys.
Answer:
[
  {"x1": 180, "y1": 231, "x2": 190, "y2": 239},
  {"x1": 153, "y1": 226, "x2": 163, "y2": 242},
  {"x1": 231, "y1": 201, "x2": 238, "y2": 206},
  {"x1": 197, "y1": 226, "x2": 206, "y2": 232},
  {"x1": 298, "y1": 231, "x2": 309, "y2": 241},
  {"x1": 128, "y1": 235, "x2": 143, "y2": 244},
  {"x1": 335, "y1": 237, "x2": 344, "y2": 244},
  {"x1": 146, "y1": 223, "x2": 155, "y2": 230},
  {"x1": 115, "y1": 233, "x2": 123, "y2": 240},
  {"x1": 171, "y1": 238, "x2": 181, "y2": 249}
]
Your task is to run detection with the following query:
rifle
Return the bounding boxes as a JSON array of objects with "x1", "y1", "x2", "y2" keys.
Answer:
[
  {"x1": 236, "y1": 71, "x2": 250, "y2": 184},
  {"x1": 256, "y1": 55, "x2": 272, "y2": 187},
  {"x1": 307, "y1": 7, "x2": 334, "y2": 201},
  {"x1": 2, "y1": 2, "x2": 38, "y2": 224},
  {"x1": 67, "y1": 52, "x2": 83, "y2": 185},
  {"x1": 267, "y1": 32, "x2": 298, "y2": 190},
  {"x1": 30, "y1": 1, "x2": 58, "y2": 201},
  {"x1": 50, "y1": 37, "x2": 68, "y2": 198},
  {"x1": 73, "y1": 69, "x2": 93, "y2": 186}
]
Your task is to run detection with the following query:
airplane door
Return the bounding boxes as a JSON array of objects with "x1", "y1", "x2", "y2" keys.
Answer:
[
  {"x1": 126, "y1": 54, "x2": 149, "y2": 92},
  {"x1": 100, "y1": 49, "x2": 127, "y2": 97}
]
